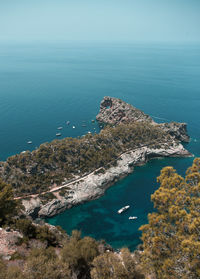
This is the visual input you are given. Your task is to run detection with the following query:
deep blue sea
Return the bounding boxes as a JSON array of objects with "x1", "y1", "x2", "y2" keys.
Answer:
[{"x1": 0, "y1": 42, "x2": 200, "y2": 250}]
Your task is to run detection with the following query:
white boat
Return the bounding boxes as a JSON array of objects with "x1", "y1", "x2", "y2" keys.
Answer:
[
  {"x1": 66, "y1": 121, "x2": 70, "y2": 125},
  {"x1": 129, "y1": 216, "x2": 137, "y2": 220},
  {"x1": 57, "y1": 127, "x2": 63, "y2": 130},
  {"x1": 27, "y1": 141, "x2": 32, "y2": 144},
  {"x1": 118, "y1": 205, "x2": 130, "y2": 214},
  {"x1": 72, "y1": 126, "x2": 75, "y2": 129},
  {"x1": 56, "y1": 133, "x2": 61, "y2": 137}
]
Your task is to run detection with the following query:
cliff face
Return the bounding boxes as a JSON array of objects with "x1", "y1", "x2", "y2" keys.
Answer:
[{"x1": 96, "y1": 96, "x2": 190, "y2": 143}]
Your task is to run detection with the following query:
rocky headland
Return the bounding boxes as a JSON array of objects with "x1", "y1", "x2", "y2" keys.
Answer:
[
  {"x1": 0, "y1": 97, "x2": 192, "y2": 219},
  {"x1": 23, "y1": 142, "x2": 190, "y2": 219},
  {"x1": 96, "y1": 96, "x2": 190, "y2": 142}
]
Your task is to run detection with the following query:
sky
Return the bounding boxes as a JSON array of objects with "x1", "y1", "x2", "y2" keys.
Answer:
[{"x1": 0, "y1": 0, "x2": 200, "y2": 43}]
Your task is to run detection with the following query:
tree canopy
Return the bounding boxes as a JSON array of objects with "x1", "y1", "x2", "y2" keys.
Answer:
[
  {"x1": 0, "y1": 122, "x2": 169, "y2": 197},
  {"x1": 140, "y1": 158, "x2": 200, "y2": 279},
  {"x1": 0, "y1": 179, "x2": 18, "y2": 225}
]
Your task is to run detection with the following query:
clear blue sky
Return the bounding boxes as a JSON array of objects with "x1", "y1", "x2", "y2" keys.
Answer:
[{"x1": 0, "y1": 0, "x2": 200, "y2": 42}]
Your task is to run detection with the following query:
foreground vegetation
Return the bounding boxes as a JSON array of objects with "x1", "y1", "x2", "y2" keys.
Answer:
[
  {"x1": 1, "y1": 159, "x2": 200, "y2": 278},
  {"x1": 140, "y1": 158, "x2": 200, "y2": 279},
  {"x1": 0, "y1": 180, "x2": 144, "y2": 279},
  {"x1": 0, "y1": 122, "x2": 170, "y2": 197}
]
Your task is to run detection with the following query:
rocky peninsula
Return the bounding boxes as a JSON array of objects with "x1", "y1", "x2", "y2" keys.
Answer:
[
  {"x1": 0, "y1": 97, "x2": 192, "y2": 219},
  {"x1": 96, "y1": 96, "x2": 190, "y2": 143}
]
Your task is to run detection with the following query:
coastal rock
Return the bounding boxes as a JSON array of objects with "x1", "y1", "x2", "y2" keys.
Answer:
[
  {"x1": 38, "y1": 199, "x2": 68, "y2": 218},
  {"x1": 64, "y1": 142, "x2": 191, "y2": 208},
  {"x1": 158, "y1": 122, "x2": 190, "y2": 143},
  {"x1": 22, "y1": 198, "x2": 41, "y2": 219},
  {"x1": 96, "y1": 96, "x2": 190, "y2": 142},
  {"x1": 22, "y1": 141, "x2": 192, "y2": 219},
  {"x1": 96, "y1": 96, "x2": 153, "y2": 125}
]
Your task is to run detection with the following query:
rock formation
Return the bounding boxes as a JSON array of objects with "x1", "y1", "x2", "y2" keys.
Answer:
[
  {"x1": 158, "y1": 122, "x2": 190, "y2": 143},
  {"x1": 22, "y1": 142, "x2": 191, "y2": 219},
  {"x1": 96, "y1": 96, "x2": 153, "y2": 125},
  {"x1": 96, "y1": 96, "x2": 190, "y2": 142}
]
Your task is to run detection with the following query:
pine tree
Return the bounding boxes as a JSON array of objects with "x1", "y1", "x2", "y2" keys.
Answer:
[
  {"x1": 140, "y1": 158, "x2": 200, "y2": 279},
  {"x1": 0, "y1": 179, "x2": 17, "y2": 225}
]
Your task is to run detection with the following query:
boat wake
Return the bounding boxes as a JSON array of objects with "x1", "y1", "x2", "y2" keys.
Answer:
[{"x1": 151, "y1": 115, "x2": 170, "y2": 122}]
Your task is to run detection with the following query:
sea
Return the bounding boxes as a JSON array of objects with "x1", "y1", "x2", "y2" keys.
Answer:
[{"x1": 0, "y1": 41, "x2": 200, "y2": 250}]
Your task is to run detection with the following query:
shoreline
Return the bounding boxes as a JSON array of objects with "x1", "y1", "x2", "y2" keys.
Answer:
[{"x1": 22, "y1": 141, "x2": 192, "y2": 219}]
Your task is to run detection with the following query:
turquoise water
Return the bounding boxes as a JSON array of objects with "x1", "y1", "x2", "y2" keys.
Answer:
[{"x1": 0, "y1": 42, "x2": 200, "y2": 250}]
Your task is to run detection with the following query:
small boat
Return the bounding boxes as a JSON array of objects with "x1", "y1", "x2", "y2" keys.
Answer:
[
  {"x1": 57, "y1": 127, "x2": 63, "y2": 130},
  {"x1": 88, "y1": 131, "x2": 91, "y2": 134},
  {"x1": 56, "y1": 133, "x2": 61, "y2": 137},
  {"x1": 27, "y1": 141, "x2": 32, "y2": 144},
  {"x1": 66, "y1": 121, "x2": 70, "y2": 125},
  {"x1": 91, "y1": 119, "x2": 95, "y2": 123},
  {"x1": 129, "y1": 216, "x2": 137, "y2": 220},
  {"x1": 118, "y1": 205, "x2": 130, "y2": 214},
  {"x1": 82, "y1": 124, "x2": 86, "y2": 127},
  {"x1": 72, "y1": 126, "x2": 75, "y2": 129}
]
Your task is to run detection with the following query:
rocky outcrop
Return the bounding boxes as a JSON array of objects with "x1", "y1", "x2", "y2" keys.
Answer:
[
  {"x1": 96, "y1": 96, "x2": 190, "y2": 143},
  {"x1": 158, "y1": 122, "x2": 190, "y2": 143},
  {"x1": 22, "y1": 198, "x2": 41, "y2": 219},
  {"x1": 96, "y1": 96, "x2": 153, "y2": 125},
  {"x1": 38, "y1": 199, "x2": 68, "y2": 218},
  {"x1": 22, "y1": 141, "x2": 192, "y2": 219}
]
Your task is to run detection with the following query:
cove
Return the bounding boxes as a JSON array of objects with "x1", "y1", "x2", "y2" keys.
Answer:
[{"x1": 46, "y1": 156, "x2": 195, "y2": 250}]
